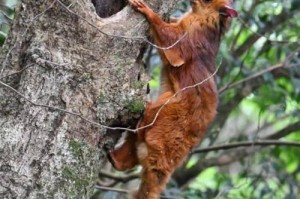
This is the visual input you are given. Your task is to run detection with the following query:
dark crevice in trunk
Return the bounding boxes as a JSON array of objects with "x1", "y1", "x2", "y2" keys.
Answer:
[{"x1": 91, "y1": 0, "x2": 127, "y2": 18}]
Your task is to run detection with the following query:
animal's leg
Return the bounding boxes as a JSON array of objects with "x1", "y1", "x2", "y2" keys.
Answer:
[
  {"x1": 128, "y1": 0, "x2": 183, "y2": 40},
  {"x1": 134, "y1": 119, "x2": 194, "y2": 199},
  {"x1": 107, "y1": 132, "x2": 139, "y2": 170},
  {"x1": 128, "y1": 0, "x2": 185, "y2": 67},
  {"x1": 135, "y1": 149, "x2": 172, "y2": 199}
]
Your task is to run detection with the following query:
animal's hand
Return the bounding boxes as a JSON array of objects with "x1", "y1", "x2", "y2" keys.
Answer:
[{"x1": 128, "y1": 0, "x2": 153, "y2": 17}]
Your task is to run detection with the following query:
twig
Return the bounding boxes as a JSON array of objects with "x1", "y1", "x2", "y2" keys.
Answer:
[
  {"x1": 34, "y1": 57, "x2": 71, "y2": 67},
  {"x1": 218, "y1": 49, "x2": 249, "y2": 91},
  {"x1": 192, "y1": 140, "x2": 300, "y2": 154},
  {"x1": 99, "y1": 171, "x2": 139, "y2": 183},
  {"x1": 97, "y1": 180, "x2": 119, "y2": 188},
  {"x1": 3, "y1": 0, "x2": 296, "y2": 134},
  {"x1": 135, "y1": 63, "x2": 220, "y2": 132},
  {"x1": 220, "y1": 46, "x2": 300, "y2": 93},
  {"x1": 219, "y1": 62, "x2": 282, "y2": 93},
  {"x1": 237, "y1": 17, "x2": 300, "y2": 46},
  {"x1": 0, "y1": 62, "x2": 219, "y2": 133},
  {"x1": 267, "y1": 121, "x2": 300, "y2": 140},
  {"x1": 219, "y1": 62, "x2": 300, "y2": 93},
  {"x1": 0, "y1": 64, "x2": 35, "y2": 80},
  {"x1": 174, "y1": 120, "x2": 300, "y2": 187},
  {"x1": 95, "y1": 185, "x2": 128, "y2": 194},
  {"x1": 0, "y1": 56, "x2": 71, "y2": 80},
  {"x1": 0, "y1": 80, "x2": 130, "y2": 131}
]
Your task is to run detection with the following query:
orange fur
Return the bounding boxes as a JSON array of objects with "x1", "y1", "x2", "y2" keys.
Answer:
[{"x1": 108, "y1": 0, "x2": 237, "y2": 198}]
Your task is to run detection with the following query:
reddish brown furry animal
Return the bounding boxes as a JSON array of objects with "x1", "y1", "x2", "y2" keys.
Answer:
[{"x1": 108, "y1": 0, "x2": 237, "y2": 198}]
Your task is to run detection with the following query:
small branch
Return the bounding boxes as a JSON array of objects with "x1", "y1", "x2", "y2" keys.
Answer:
[
  {"x1": 99, "y1": 171, "x2": 139, "y2": 183},
  {"x1": 192, "y1": 140, "x2": 300, "y2": 154},
  {"x1": 104, "y1": 139, "x2": 274, "y2": 192},
  {"x1": 266, "y1": 121, "x2": 300, "y2": 140},
  {"x1": 174, "y1": 121, "x2": 300, "y2": 186},
  {"x1": 33, "y1": 57, "x2": 71, "y2": 67},
  {"x1": 97, "y1": 180, "x2": 119, "y2": 187},
  {"x1": 0, "y1": 62, "x2": 219, "y2": 133},
  {"x1": 135, "y1": 63, "x2": 220, "y2": 132},
  {"x1": 218, "y1": 49, "x2": 249, "y2": 90},
  {"x1": 219, "y1": 63, "x2": 283, "y2": 93},
  {"x1": 237, "y1": 17, "x2": 300, "y2": 45},
  {"x1": 0, "y1": 80, "x2": 130, "y2": 131},
  {"x1": 95, "y1": 185, "x2": 128, "y2": 194},
  {"x1": 233, "y1": 9, "x2": 300, "y2": 57},
  {"x1": 219, "y1": 45, "x2": 300, "y2": 93},
  {"x1": 0, "y1": 64, "x2": 35, "y2": 80}
]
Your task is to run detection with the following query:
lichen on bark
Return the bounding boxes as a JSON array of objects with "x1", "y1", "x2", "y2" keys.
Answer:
[{"x1": 0, "y1": 0, "x2": 179, "y2": 198}]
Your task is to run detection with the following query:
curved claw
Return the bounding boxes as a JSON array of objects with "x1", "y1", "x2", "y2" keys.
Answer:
[{"x1": 128, "y1": 0, "x2": 152, "y2": 16}]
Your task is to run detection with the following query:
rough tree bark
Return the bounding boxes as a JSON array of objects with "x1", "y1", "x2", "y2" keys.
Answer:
[{"x1": 0, "y1": 0, "x2": 178, "y2": 198}]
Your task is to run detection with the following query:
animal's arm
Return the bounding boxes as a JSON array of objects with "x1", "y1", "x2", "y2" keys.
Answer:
[{"x1": 129, "y1": 0, "x2": 185, "y2": 67}]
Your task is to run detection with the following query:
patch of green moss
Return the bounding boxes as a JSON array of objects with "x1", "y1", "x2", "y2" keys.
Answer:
[
  {"x1": 68, "y1": 140, "x2": 83, "y2": 160},
  {"x1": 133, "y1": 80, "x2": 144, "y2": 89},
  {"x1": 96, "y1": 93, "x2": 106, "y2": 104},
  {"x1": 62, "y1": 166, "x2": 90, "y2": 197},
  {"x1": 0, "y1": 97, "x2": 8, "y2": 105},
  {"x1": 62, "y1": 167, "x2": 76, "y2": 179},
  {"x1": 126, "y1": 97, "x2": 144, "y2": 113},
  {"x1": 79, "y1": 73, "x2": 92, "y2": 82}
]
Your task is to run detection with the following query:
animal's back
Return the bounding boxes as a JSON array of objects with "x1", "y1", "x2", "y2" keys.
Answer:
[{"x1": 108, "y1": 0, "x2": 237, "y2": 198}]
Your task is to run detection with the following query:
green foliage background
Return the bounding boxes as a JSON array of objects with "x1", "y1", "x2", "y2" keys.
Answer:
[
  {"x1": 147, "y1": 0, "x2": 300, "y2": 198},
  {"x1": 0, "y1": 0, "x2": 16, "y2": 45}
]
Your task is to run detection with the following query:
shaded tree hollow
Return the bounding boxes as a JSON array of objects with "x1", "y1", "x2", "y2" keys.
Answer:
[{"x1": 91, "y1": 0, "x2": 127, "y2": 18}]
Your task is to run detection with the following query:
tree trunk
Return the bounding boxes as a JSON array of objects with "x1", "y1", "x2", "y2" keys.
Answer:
[{"x1": 0, "y1": 0, "x2": 178, "y2": 198}]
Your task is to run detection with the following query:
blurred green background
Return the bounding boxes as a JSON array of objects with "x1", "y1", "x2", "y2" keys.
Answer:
[{"x1": 150, "y1": 1, "x2": 300, "y2": 198}]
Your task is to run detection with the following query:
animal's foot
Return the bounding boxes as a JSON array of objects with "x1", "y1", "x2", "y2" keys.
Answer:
[
  {"x1": 128, "y1": 0, "x2": 153, "y2": 16},
  {"x1": 106, "y1": 150, "x2": 119, "y2": 169},
  {"x1": 106, "y1": 149, "x2": 137, "y2": 171},
  {"x1": 106, "y1": 148, "x2": 128, "y2": 171},
  {"x1": 104, "y1": 144, "x2": 121, "y2": 170}
]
